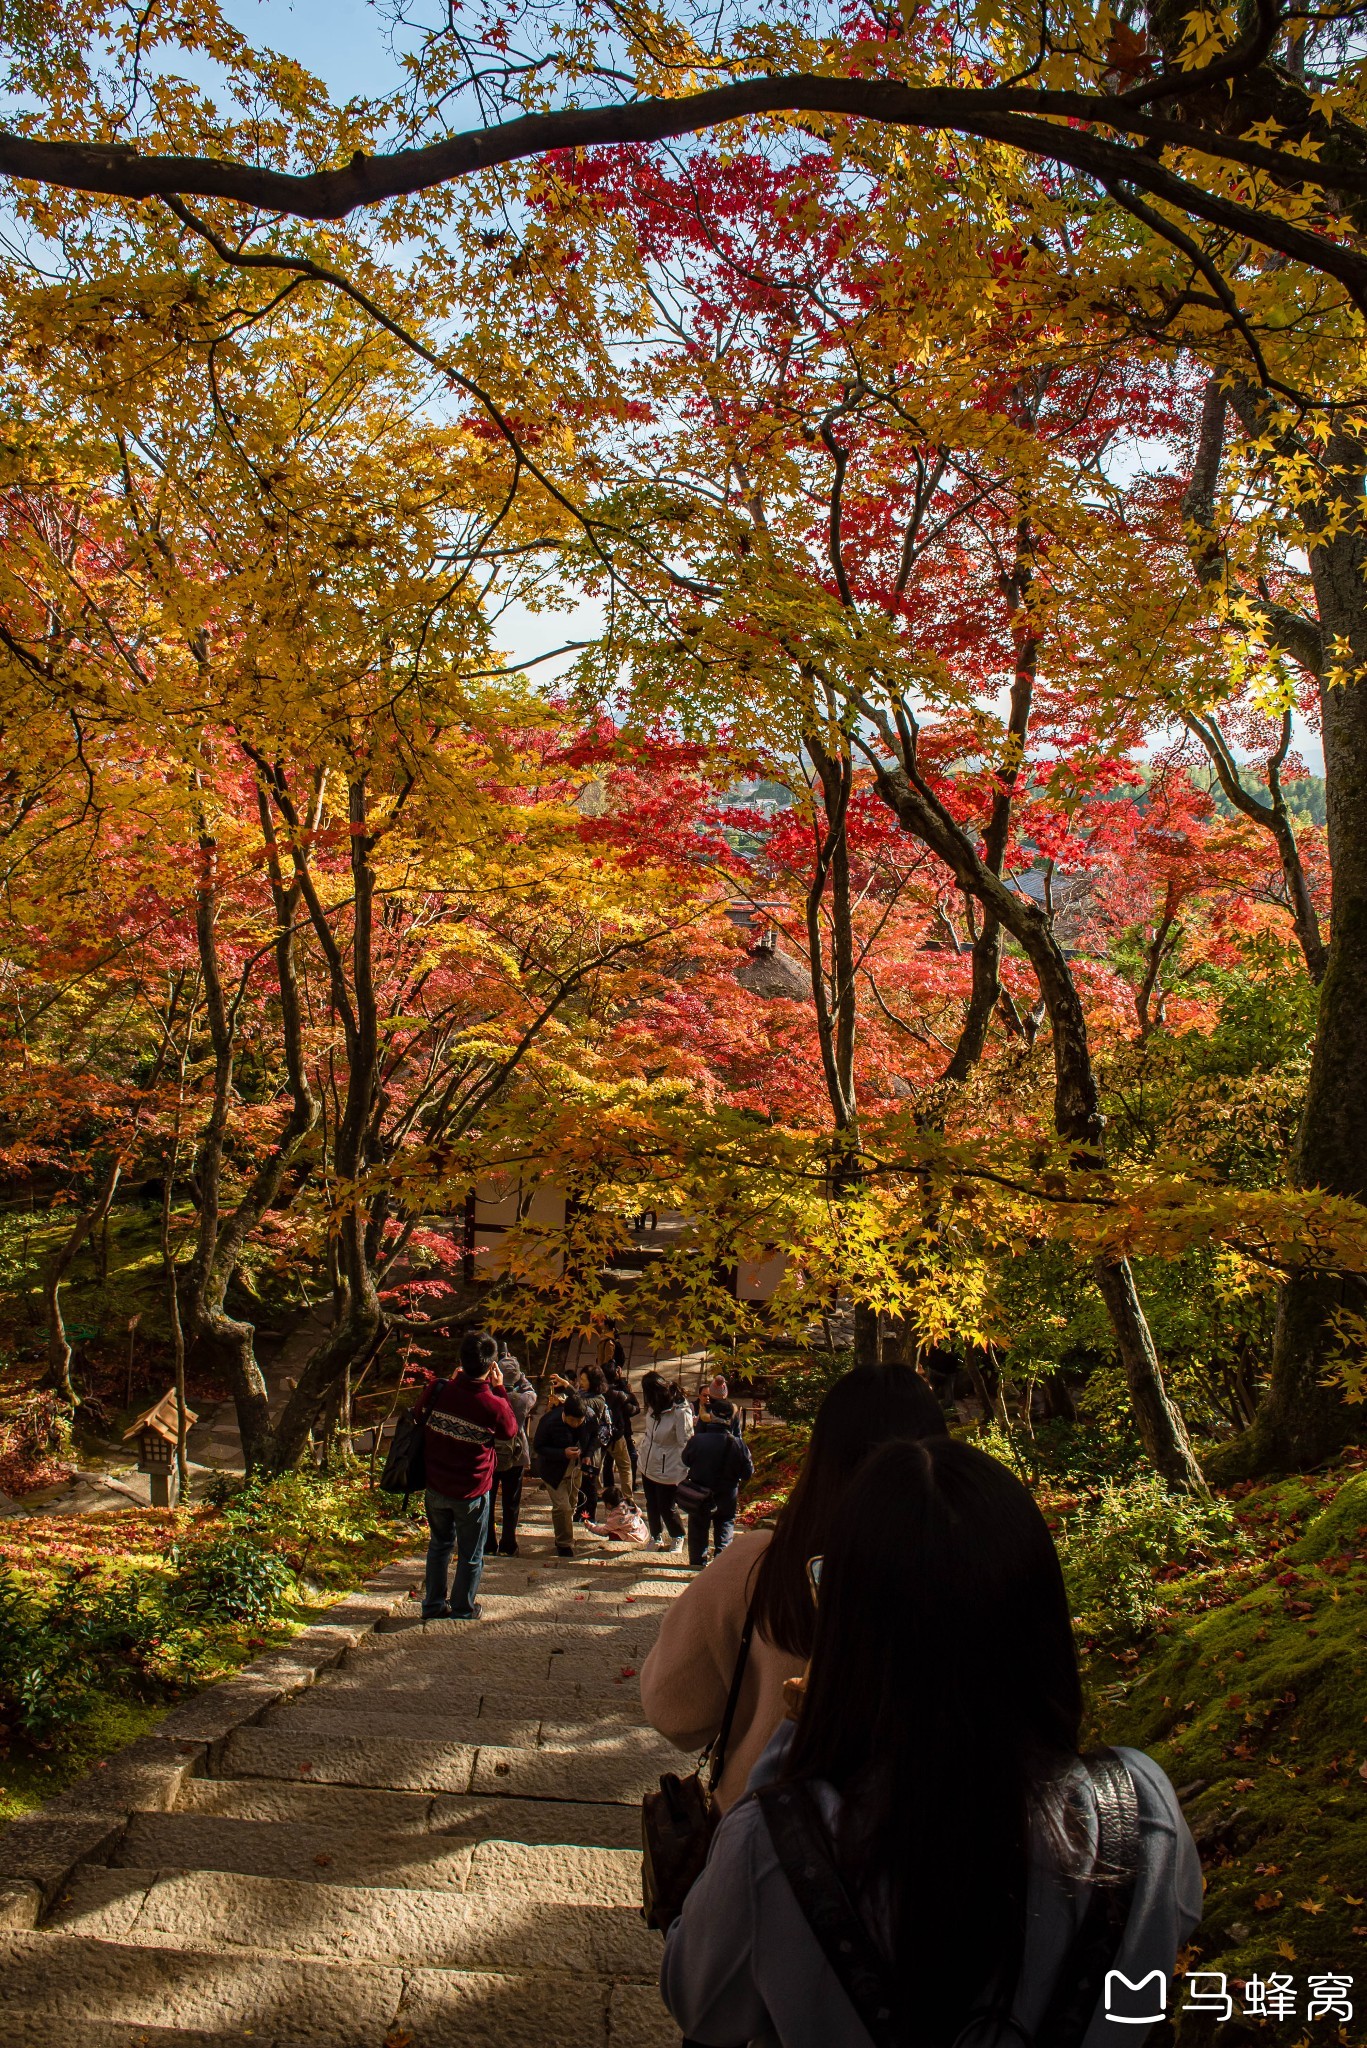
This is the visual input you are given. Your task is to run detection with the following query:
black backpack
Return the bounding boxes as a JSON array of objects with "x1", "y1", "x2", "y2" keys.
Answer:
[{"x1": 379, "y1": 1382, "x2": 445, "y2": 1499}]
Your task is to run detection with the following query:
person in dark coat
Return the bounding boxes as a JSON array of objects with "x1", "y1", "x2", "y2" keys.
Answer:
[
  {"x1": 486, "y1": 1343, "x2": 537, "y2": 1555},
  {"x1": 533, "y1": 1393, "x2": 595, "y2": 1556},
  {"x1": 414, "y1": 1329, "x2": 516, "y2": 1619},
  {"x1": 680, "y1": 1398, "x2": 753, "y2": 1570}
]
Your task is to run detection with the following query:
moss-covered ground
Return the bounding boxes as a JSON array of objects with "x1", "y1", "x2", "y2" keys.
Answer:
[{"x1": 1080, "y1": 1461, "x2": 1367, "y2": 2041}]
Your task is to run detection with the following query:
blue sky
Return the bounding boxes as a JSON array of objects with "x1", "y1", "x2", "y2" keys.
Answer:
[{"x1": 220, "y1": 0, "x2": 402, "y2": 101}]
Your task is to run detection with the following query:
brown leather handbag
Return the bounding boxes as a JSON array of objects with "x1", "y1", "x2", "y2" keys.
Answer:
[{"x1": 640, "y1": 1608, "x2": 755, "y2": 1932}]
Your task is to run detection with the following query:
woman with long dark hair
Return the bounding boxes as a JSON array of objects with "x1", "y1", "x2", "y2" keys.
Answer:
[
  {"x1": 661, "y1": 1437, "x2": 1201, "y2": 2046},
  {"x1": 641, "y1": 1365, "x2": 946, "y2": 1807}
]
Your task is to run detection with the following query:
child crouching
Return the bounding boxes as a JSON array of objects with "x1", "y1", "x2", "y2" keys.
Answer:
[{"x1": 589, "y1": 1486, "x2": 650, "y2": 1544}]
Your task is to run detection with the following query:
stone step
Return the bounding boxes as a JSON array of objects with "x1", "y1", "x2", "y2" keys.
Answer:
[
  {"x1": 175, "y1": 1777, "x2": 436, "y2": 1830},
  {"x1": 218, "y1": 1725, "x2": 669, "y2": 1803},
  {"x1": 0, "y1": 1929, "x2": 402, "y2": 2047},
  {"x1": 219, "y1": 1726, "x2": 478, "y2": 1793},
  {"x1": 428, "y1": 1795, "x2": 643, "y2": 1847},
  {"x1": 52, "y1": 1865, "x2": 661, "y2": 1978},
  {"x1": 262, "y1": 1701, "x2": 666, "y2": 1756},
  {"x1": 261, "y1": 1704, "x2": 543, "y2": 1748},
  {"x1": 468, "y1": 1743, "x2": 669, "y2": 1805},
  {"x1": 174, "y1": 1774, "x2": 644, "y2": 1846},
  {"x1": 113, "y1": 1813, "x2": 642, "y2": 1900},
  {"x1": 0, "y1": 2023, "x2": 269, "y2": 2048},
  {"x1": 309, "y1": 1673, "x2": 650, "y2": 1727},
  {"x1": 0, "y1": 1929, "x2": 668, "y2": 2047}
]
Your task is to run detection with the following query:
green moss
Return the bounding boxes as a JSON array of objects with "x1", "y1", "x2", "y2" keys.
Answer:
[
  {"x1": 1084, "y1": 1463, "x2": 1367, "y2": 2013},
  {"x1": 0, "y1": 1698, "x2": 165, "y2": 1825},
  {"x1": 1291, "y1": 1472, "x2": 1367, "y2": 1566}
]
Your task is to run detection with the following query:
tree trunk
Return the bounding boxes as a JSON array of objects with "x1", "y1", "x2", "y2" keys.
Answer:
[
  {"x1": 867, "y1": 750, "x2": 1209, "y2": 1494},
  {"x1": 1230, "y1": 414, "x2": 1367, "y2": 1470},
  {"x1": 181, "y1": 792, "x2": 321, "y2": 1472},
  {"x1": 44, "y1": 1154, "x2": 123, "y2": 1408},
  {"x1": 266, "y1": 774, "x2": 383, "y2": 1470},
  {"x1": 1092, "y1": 1257, "x2": 1204, "y2": 1486}
]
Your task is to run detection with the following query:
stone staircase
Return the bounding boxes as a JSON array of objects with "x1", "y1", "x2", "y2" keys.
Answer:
[{"x1": 0, "y1": 1500, "x2": 690, "y2": 2047}]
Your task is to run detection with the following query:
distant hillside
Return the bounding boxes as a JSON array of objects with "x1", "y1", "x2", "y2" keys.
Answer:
[{"x1": 1206, "y1": 773, "x2": 1326, "y2": 827}]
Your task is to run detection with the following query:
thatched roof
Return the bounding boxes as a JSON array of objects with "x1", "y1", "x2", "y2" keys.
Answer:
[{"x1": 735, "y1": 946, "x2": 812, "y2": 1002}]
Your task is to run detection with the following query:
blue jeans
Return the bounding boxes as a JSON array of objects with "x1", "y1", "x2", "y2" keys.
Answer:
[{"x1": 423, "y1": 1487, "x2": 490, "y2": 1618}]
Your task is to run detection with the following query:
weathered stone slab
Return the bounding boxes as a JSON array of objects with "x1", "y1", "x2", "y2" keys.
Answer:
[
  {"x1": 0, "y1": 1931, "x2": 404, "y2": 2046},
  {"x1": 220, "y1": 1726, "x2": 478, "y2": 1795},
  {"x1": 427, "y1": 1794, "x2": 642, "y2": 1848},
  {"x1": 154, "y1": 1677, "x2": 287, "y2": 1748},
  {"x1": 0, "y1": 1877, "x2": 41, "y2": 1928},
  {"x1": 118, "y1": 1813, "x2": 477, "y2": 1890},
  {"x1": 175, "y1": 1777, "x2": 436, "y2": 1830},
  {"x1": 48, "y1": 1865, "x2": 153, "y2": 1940},
  {"x1": 0, "y1": 1814, "x2": 127, "y2": 1907},
  {"x1": 0, "y1": 2022, "x2": 283, "y2": 2047},
  {"x1": 465, "y1": 1838, "x2": 641, "y2": 1908},
  {"x1": 72, "y1": 1867, "x2": 660, "y2": 1977},
  {"x1": 470, "y1": 1744, "x2": 665, "y2": 1806},
  {"x1": 395, "y1": 1967, "x2": 610, "y2": 2048},
  {"x1": 263, "y1": 1703, "x2": 541, "y2": 1748}
]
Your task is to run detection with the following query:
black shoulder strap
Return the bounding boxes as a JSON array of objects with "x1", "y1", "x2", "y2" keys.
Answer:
[
  {"x1": 706, "y1": 1606, "x2": 756, "y2": 1794},
  {"x1": 757, "y1": 1750, "x2": 1144, "y2": 2048},
  {"x1": 756, "y1": 1779, "x2": 909, "y2": 2048}
]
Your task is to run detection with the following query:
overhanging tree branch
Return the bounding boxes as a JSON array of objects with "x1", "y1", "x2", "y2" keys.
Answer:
[{"x1": 3, "y1": 71, "x2": 1366, "y2": 296}]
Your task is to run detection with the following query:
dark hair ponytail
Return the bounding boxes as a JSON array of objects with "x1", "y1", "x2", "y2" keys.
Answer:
[
  {"x1": 750, "y1": 1365, "x2": 947, "y2": 1657},
  {"x1": 785, "y1": 1437, "x2": 1083, "y2": 2045}
]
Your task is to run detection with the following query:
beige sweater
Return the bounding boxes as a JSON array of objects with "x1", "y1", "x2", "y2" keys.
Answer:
[{"x1": 640, "y1": 1529, "x2": 807, "y2": 1810}]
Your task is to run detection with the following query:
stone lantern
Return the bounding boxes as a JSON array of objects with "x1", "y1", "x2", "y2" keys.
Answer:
[{"x1": 123, "y1": 1389, "x2": 196, "y2": 1507}]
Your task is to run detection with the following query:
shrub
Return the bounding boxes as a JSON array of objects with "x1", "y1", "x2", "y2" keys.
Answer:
[
  {"x1": 1059, "y1": 1474, "x2": 1245, "y2": 1642},
  {"x1": 0, "y1": 1565, "x2": 163, "y2": 1738},
  {"x1": 168, "y1": 1534, "x2": 294, "y2": 1626},
  {"x1": 763, "y1": 1350, "x2": 854, "y2": 1424}
]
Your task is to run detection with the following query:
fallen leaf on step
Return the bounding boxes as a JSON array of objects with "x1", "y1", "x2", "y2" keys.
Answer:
[
  {"x1": 313, "y1": 1853, "x2": 333, "y2": 1867},
  {"x1": 384, "y1": 2030, "x2": 413, "y2": 2048},
  {"x1": 299, "y1": 1761, "x2": 313, "y2": 1774}
]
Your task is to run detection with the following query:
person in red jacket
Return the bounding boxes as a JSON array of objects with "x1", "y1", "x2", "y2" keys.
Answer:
[{"x1": 416, "y1": 1328, "x2": 516, "y2": 1620}]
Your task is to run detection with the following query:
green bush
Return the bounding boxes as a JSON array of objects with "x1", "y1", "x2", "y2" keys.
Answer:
[
  {"x1": 763, "y1": 1350, "x2": 855, "y2": 1424},
  {"x1": 0, "y1": 1566, "x2": 163, "y2": 1738},
  {"x1": 1059, "y1": 1474, "x2": 1245, "y2": 1643},
  {"x1": 168, "y1": 1535, "x2": 294, "y2": 1626}
]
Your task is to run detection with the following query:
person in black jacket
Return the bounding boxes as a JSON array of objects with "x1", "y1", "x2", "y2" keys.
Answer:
[
  {"x1": 680, "y1": 1398, "x2": 754, "y2": 1570},
  {"x1": 534, "y1": 1393, "x2": 595, "y2": 1556},
  {"x1": 605, "y1": 1373, "x2": 641, "y2": 1497}
]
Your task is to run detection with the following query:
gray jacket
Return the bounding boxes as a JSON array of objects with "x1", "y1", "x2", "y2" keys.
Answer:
[
  {"x1": 661, "y1": 1724, "x2": 1202, "y2": 2048},
  {"x1": 495, "y1": 1358, "x2": 537, "y2": 1471}
]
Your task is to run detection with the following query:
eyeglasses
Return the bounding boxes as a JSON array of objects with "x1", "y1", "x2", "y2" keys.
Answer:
[{"x1": 806, "y1": 1554, "x2": 823, "y2": 1603}]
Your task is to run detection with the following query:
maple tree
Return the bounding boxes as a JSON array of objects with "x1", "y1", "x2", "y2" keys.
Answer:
[{"x1": 0, "y1": 0, "x2": 1362, "y2": 1492}]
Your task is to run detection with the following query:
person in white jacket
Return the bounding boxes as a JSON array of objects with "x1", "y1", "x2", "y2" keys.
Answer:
[{"x1": 638, "y1": 1374, "x2": 694, "y2": 1551}]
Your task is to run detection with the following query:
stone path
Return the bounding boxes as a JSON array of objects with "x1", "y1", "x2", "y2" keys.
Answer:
[{"x1": 0, "y1": 1494, "x2": 692, "y2": 2046}]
